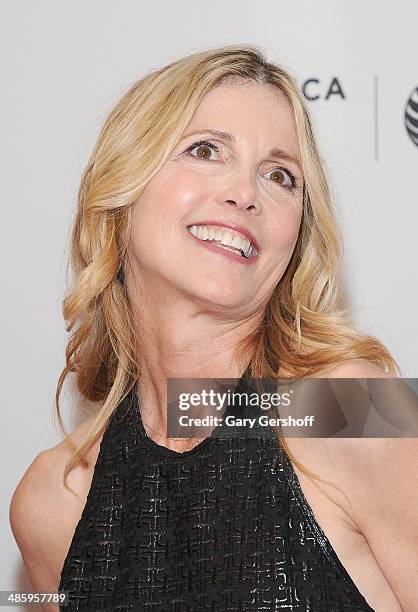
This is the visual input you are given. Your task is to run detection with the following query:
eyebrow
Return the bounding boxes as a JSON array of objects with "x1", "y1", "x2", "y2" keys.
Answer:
[{"x1": 182, "y1": 128, "x2": 302, "y2": 171}]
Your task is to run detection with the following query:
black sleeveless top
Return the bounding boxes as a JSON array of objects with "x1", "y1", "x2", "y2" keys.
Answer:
[{"x1": 59, "y1": 374, "x2": 375, "y2": 611}]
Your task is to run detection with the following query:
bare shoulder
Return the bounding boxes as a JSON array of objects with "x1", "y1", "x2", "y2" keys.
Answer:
[
  {"x1": 312, "y1": 357, "x2": 394, "y2": 379},
  {"x1": 9, "y1": 408, "x2": 104, "y2": 608},
  {"x1": 285, "y1": 358, "x2": 418, "y2": 608},
  {"x1": 284, "y1": 357, "x2": 398, "y2": 494}
]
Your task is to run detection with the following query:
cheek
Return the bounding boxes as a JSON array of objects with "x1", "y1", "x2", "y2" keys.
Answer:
[
  {"x1": 129, "y1": 170, "x2": 206, "y2": 262},
  {"x1": 146, "y1": 166, "x2": 207, "y2": 213},
  {"x1": 162, "y1": 168, "x2": 211, "y2": 215},
  {"x1": 269, "y1": 203, "x2": 303, "y2": 254}
]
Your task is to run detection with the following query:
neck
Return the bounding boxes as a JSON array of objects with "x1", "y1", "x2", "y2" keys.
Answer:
[{"x1": 130, "y1": 297, "x2": 262, "y2": 448}]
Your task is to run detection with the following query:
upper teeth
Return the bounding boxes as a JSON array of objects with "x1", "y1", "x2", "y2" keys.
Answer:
[{"x1": 187, "y1": 224, "x2": 255, "y2": 257}]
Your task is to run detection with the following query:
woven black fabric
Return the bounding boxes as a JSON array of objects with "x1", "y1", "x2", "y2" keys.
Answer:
[{"x1": 59, "y1": 377, "x2": 374, "y2": 612}]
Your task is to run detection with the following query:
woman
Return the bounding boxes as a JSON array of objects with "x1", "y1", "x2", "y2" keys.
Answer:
[{"x1": 9, "y1": 45, "x2": 418, "y2": 611}]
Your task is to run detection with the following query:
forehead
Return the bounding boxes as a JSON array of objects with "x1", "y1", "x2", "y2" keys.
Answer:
[{"x1": 187, "y1": 80, "x2": 299, "y2": 153}]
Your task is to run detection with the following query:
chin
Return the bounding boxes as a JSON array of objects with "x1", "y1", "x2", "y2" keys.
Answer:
[{"x1": 186, "y1": 280, "x2": 250, "y2": 310}]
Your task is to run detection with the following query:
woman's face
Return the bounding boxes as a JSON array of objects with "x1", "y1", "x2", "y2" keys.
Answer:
[{"x1": 128, "y1": 79, "x2": 304, "y2": 317}]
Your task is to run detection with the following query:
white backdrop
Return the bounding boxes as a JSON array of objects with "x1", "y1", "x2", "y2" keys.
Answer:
[{"x1": 1, "y1": 1, "x2": 417, "y2": 607}]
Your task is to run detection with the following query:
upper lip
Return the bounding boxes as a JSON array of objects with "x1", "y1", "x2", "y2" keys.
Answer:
[{"x1": 186, "y1": 220, "x2": 261, "y2": 252}]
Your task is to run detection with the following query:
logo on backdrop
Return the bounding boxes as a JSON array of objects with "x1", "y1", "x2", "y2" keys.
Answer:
[
  {"x1": 301, "y1": 77, "x2": 346, "y2": 101},
  {"x1": 405, "y1": 86, "x2": 418, "y2": 147}
]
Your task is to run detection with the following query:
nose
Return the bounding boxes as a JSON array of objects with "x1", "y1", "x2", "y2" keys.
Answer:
[
  {"x1": 217, "y1": 167, "x2": 258, "y2": 211},
  {"x1": 225, "y1": 197, "x2": 256, "y2": 211}
]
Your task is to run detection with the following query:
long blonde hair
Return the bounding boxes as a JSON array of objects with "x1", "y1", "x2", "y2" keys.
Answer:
[{"x1": 56, "y1": 44, "x2": 399, "y2": 492}]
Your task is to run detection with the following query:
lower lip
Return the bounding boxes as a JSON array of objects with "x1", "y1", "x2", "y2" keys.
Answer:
[{"x1": 186, "y1": 229, "x2": 258, "y2": 266}]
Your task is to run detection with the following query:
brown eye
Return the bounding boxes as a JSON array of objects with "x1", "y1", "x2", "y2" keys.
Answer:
[
  {"x1": 266, "y1": 166, "x2": 296, "y2": 190},
  {"x1": 270, "y1": 169, "x2": 288, "y2": 185},
  {"x1": 195, "y1": 144, "x2": 212, "y2": 159},
  {"x1": 186, "y1": 140, "x2": 219, "y2": 161}
]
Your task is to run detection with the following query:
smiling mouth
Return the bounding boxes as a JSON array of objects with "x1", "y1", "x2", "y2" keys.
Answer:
[{"x1": 186, "y1": 224, "x2": 259, "y2": 259}]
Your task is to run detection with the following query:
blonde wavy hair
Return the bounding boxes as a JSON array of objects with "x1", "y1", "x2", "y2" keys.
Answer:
[{"x1": 56, "y1": 44, "x2": 400, "y2": 493}]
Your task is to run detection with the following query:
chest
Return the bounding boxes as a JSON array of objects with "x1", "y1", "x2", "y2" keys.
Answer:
[{"x1": 60, "y1": 437, "x2": 380, "y2": 610}]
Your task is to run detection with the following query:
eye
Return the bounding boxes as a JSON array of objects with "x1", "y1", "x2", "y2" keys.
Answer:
[
  {"x1": 185, "y1": 140, "x2": 299, "y2": 192},
  {"x1": 265, "y1": 166, "x2": 298, "y2": 190},
  {"x1": 185, "y1": 140, "x2": 220, "y2": 161}
]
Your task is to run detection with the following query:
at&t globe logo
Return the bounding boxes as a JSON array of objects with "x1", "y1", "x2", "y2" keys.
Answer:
[{"x1": 405, "y1": 86, "x2": 418, "y2": 147}]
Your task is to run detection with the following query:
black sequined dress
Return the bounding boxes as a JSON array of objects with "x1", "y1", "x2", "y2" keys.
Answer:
[{"x1": 59, "y1": 371, "x2": 374, "y2": 611}]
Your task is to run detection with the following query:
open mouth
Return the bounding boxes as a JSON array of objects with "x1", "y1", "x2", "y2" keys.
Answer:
[{"x1": 186, "y1": 224, "x2": 259, "y2": 260}]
